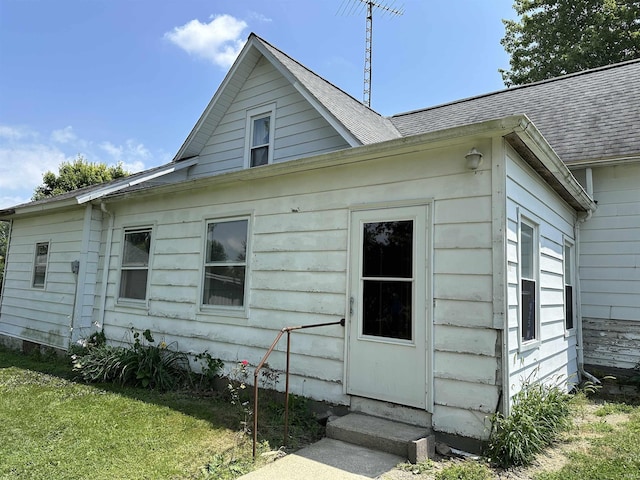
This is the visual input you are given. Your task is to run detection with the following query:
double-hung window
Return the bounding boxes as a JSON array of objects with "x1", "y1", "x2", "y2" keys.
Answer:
[
  {"x1": 245, "y1": 104, "x2": 275, "y2": 168},
  {"x1": 564, "y1": 243, "x2": 574, "y2": 331},
  {"x1": 520, "y1": 219, "x2": 538, "y2": 343},
  {"x1": 119, "y1": 227, "x2": 152, "y2": 301},
  {"x1": 203, "y1": 218, "x2": 248, "y2": 308},
  {"x1": 32, "y1": 242, "x2": 49, "y2": 288}
]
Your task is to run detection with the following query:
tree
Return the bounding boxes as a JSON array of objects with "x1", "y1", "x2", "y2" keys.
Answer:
[
  {"x1": 32, "y1": 156, "x2": 129, "y2": 200},
  {"x1": 500, "y1": 0, "x2": 640, "y2": 86}
]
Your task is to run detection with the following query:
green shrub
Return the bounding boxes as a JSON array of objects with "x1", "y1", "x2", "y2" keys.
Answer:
[
  {"x1": 484, "y1": 377, "x2": 571, "y2": 468},
  {"x1": 72, "y1": 329, "x2": 190, "y2": 391},
  {"x1": 435, "y1": 461, "x2": 493, "y2": 480}
]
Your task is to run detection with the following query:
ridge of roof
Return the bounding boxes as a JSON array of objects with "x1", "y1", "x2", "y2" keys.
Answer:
[
  {"x1": 392, "y1": 58, "x2": 640, "y2": 119},
  {"x1": 251, "y1": 34, "x2": 401, "y2": 144}
]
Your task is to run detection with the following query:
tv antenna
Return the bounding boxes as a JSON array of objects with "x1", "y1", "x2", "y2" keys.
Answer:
[{"x1": 338, "y1": 0, "x2": 404, "y2": 107}]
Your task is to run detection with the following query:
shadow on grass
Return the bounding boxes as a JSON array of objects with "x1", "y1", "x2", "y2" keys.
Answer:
[{"x1": 0, "y1": 344, "x2": 321, "y2": 451}]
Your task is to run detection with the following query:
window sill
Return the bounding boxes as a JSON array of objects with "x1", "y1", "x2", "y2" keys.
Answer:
[
  {"x1": 197, "y1": 306, "x2": 248, "y2": 324},
  {"x1": 564, "y1": 329, "x2": 576, "y2": 339},
  {"x1": 115, "y1": 299, "x2": 149, "y2": 311},
  {"x1": 518, "y1": 339, "x2": 540, "y2": 353}
]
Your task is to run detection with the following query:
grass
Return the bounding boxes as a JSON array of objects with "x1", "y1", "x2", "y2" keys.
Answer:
[
  {"x1": 0, "y1": 345, "x2": 318, "y2": 479},
  {"x1": 533, "y1": 399, "x2": 640, "y2": 480}
]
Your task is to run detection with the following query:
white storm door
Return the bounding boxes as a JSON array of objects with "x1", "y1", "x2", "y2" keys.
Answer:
[{"x1": 347, "y1": 205, "x2": 428, "y2": 409}]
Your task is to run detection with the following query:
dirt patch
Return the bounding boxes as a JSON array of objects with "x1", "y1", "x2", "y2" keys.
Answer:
[{"x1": 379, "y1": 402, "x2": 631, "y2": 480}]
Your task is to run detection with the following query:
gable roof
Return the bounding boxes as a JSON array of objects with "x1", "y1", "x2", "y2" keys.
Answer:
[
  {"x1": 174, "y1": 33, "x2": 400, "y2": 160},
  {"x1": 390, "y1": 59, "x2": 640, "y2": 165}
]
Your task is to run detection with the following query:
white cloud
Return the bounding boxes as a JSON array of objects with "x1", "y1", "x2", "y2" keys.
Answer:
[
  {"x1": 51, "y1": 125, "x2": 77, "y2": 144},
  {"x1": 0, "y1": 125, "x2": 162, "y2": 209},
  {"x1": 164, "y1": 14, "x2": 248, "y2": 69}
]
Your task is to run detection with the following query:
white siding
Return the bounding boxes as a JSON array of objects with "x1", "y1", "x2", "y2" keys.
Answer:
[
  {"x1": 505, "y1": 147, "x2": 578, "y2": 399},
  {"x1": 575, "y1": 163, "x2": 640, "y2": 369},
  {"x1": 95, "y1": 139, "x2": 500, "y2": 440},
  {"x1": 186, "y1": 56, "x2": 349, "y2": 178},
  {"x1": 0, "y1": 210, "x2": 86, "y2": 348}
]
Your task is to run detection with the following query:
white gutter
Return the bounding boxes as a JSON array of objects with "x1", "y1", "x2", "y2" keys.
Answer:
[{"x1": 75, "y1": 157, "x2": 198, "y2": 204}]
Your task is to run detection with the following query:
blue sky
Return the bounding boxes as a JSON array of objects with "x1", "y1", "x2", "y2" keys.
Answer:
[{"x1": 0, "y1": 0, "x2": 517, "y2": 209}]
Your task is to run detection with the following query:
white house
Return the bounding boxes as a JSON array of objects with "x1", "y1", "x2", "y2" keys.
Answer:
[{"x1": 1, "y1": 34, "x2": 638, "y2": 450}]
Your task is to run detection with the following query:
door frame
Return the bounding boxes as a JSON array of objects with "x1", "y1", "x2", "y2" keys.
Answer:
[{"x1": 344, "y1": 199, "x2": 434, "y2": 412}]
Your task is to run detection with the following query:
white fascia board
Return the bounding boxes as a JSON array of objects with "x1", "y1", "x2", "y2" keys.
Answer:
[
  {"x1": 75, "y1": 157, "x2": 199, "y2": 204},
  {"x1": 510, "y1": 117, "x2": 596, "y2": 213},
  {"x1": 253, "y1": 42, "x2": 361, "y2": 148},
  {"x1": 173, "y1": 39, "x2": 259, "y2": 161}
]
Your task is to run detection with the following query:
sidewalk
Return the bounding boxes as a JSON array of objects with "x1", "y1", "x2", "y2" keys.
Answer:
[{"x1": 238, "y1": 437, "x2": 404, "y2": 480}]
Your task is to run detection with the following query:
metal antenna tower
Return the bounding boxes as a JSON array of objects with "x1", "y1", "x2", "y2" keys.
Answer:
[{"x1": 338, "y1": 0, "x2": 404, "y2": 107}]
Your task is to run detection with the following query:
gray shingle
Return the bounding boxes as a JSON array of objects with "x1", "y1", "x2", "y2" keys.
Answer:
[{"x1": 390, "y1": 60, "x2": 640, "y2": 164}]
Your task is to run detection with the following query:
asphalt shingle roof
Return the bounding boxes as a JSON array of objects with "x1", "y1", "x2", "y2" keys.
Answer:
[{"x1": 390, "y1": 59, "x2": 640, "y2": 164}]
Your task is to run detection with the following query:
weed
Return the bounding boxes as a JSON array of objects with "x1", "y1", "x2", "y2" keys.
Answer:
[
  {"x1": 435, "y1": 461, "x2": 493, "y2": 480},
  {"x1": 193, "y1": 350, "x2": 224, "y2": 390},
  {"x1": 594, "y1": 401, "x2": 636, "y2": 416},
  {"x1": 397, "y1": 458, "x2": 435, "y2": 474},
  {"x1": 485, "y1": 375, "x2": 571, "y2": 468}
]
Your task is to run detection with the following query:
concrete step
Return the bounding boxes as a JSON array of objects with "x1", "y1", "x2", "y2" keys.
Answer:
[{"x1": 326, "y1": 413, "x2": 435, "y2": 463}]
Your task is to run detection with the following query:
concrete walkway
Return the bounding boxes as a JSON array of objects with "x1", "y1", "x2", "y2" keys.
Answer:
[{"x1": 238, "y1": 438, "x2": 404, "y2": 480}]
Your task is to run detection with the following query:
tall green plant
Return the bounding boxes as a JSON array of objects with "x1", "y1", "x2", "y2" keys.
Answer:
[{"x1": 485, "y1": 376, "x2": 571, "y2": 468}]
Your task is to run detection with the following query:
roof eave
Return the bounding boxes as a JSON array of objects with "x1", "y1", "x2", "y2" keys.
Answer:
[{"x1": 505, "y1": 118, "x2": 596, "y2": 213}]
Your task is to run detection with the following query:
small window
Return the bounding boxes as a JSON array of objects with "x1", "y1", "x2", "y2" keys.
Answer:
[
  {"x1": 203, "y1": 218, "x2": 248, "y2": 307},
  {"x1": 520, "y1": 220, "x2": 538, "y2": 343},
  {"x1": 250, "y1": 116, "x2": 270, "y2": 167},
  {"x1": 245, "y1": 105, "x2": 275, "y2": 168},
  {"x1": 564, "y1": 243, "x2": 574, "y2": 331},
  {"x1": 32, "y1": 242, "x2": 49, "y2": 288},
  {"x1": 119, "y1": 228, "x2": 152, "y2": 300}
]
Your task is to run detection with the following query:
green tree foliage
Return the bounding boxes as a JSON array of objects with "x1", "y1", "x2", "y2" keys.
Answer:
[
  {"x1": 501, "y1": 0, "x2": 640, "y2": 86},
  {"x1": 32, "y1": 156, "x2": 129, "y2": 200}
]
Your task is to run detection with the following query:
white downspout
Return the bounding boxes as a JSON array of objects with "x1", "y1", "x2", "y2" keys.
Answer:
[
  {"x1": 576, "y1": 167, "x2": 597, "y2": 384},
  {"x1": 98, "y1": 202, "x2": 114, "y2": 330},
  {"x1": 0, "y1": 219, "x2": 13, "y2": 308}
]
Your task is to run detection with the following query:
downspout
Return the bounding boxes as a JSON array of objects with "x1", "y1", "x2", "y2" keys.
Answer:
[
  {"x1": 575, "y1": 167, "x2": 598, "y2": 384},
  {"x1": 0, "y1": 219, "x2": 13, "y2": 309},
  {"x1": 98, "y1": 202, "x2": 115, "y2": 330}
]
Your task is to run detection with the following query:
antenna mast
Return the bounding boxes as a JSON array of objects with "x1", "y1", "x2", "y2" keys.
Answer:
[{"x1": 339, "y1": 0, "x2": 404, "y2": 107}]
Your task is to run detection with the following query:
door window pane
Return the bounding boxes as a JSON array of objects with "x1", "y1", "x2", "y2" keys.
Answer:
[
  {"x1": 361, "y1": 219, "x2": 414, "y2": 340},
  {"x1": 363, "y1": 221, "x2": 413, "y2": 278},
  {"x1": 362, "y1": 280, "x2": 412, "y2": 340}
]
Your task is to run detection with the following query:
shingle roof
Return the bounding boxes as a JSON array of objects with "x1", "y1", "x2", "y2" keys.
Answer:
[
  {"x1": 390, "y1": 59, "x2": 640, "y2": 164},
  {"x1": 255, "y1": 35, "x2": 401, "y2": 144}
]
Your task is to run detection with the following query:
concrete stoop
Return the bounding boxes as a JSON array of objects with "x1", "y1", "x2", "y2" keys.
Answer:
[{"x1": 326, "y1": 413, "x2": 435, "y2": 463}]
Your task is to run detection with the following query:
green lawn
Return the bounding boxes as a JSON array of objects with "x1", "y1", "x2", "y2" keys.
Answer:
[{"x1": 0, "y1": 347, "x2": 275, "y2": 479}]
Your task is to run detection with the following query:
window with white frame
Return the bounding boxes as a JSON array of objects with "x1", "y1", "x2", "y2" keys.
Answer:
[
  {"x1": 32, "y1": 242, "x2": 49, "y2": 288},
  {"x1": 245, "y1": 105, "x2": 275, "y2": 168},
  {"x1": 202, "y1": 218, "x2": 248, "y2": 307},
  {"x1": 119, "y1": 227, "x2": 152, "y2": 301},
  {"x1": 520, "y1": 219, "x2": 538, "y2": 343},
  {"x1": 564, "y1": 243, "x2": 574, "y2": 331}
]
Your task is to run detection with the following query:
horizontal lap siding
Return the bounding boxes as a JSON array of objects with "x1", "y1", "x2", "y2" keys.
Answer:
[
  {"x1": 188, "y1": 56, "x2": 349, "y2": 179},
  {"x1": 0, "y1": 210, "x2": 86, "y2": 348},
  {"x1": 99, "y1": 140, "x2": 498, "y2": 415},
  {"x1": 506, "y1": 148, "x2": 578, "y2": 399},
  {"x1": 578, "y1": 163, "x2": 640, "y2": 369}
]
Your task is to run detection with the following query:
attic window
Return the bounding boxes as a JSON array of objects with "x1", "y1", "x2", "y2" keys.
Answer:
[{"x1": 245, "y1": 104, "x2": 275, "y2": 168}]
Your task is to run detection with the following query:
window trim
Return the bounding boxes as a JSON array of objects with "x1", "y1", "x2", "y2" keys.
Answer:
[
  {"x1": 117, "y1": 226, "x2": 153, "y2": 306},
  {"x1": 200, "y1": 215, "x2": 251, "y2": 316},
  {"x1": 563, "y1": 239, "x2": 575, "y2": 334},
  {"x1": 32, "y1": 241, "x2": 50, "y2": 289},
  {"x1": 244, "y1": 103, "x2": 276, "y2": 168},
  {"x1": 518, "y1": 215, "x2": 540, "y2": 349}
]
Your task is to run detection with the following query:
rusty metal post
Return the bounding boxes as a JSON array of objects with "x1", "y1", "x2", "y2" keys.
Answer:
[{"x1": 252, "y1": 319, "x2": 345, "y2": 459}]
